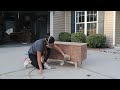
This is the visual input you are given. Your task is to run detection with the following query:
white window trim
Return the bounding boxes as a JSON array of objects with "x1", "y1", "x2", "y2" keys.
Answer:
[
  {"x1": 113, "y1": 11, "x2": 116, "y2": 46},
  {"x1": 75, "y1": 11, "x2": 76, "y2": 32},
  {"x1": 75, "y1": 11, "x2": 98, "y2": 36},
  {"x1": 96, "y1": 11, "x2": 98, "y2": 34},
  {"x1": 85, "y1": 11, "x2": 87, "y2": 35},
  {"x1": 86, "y1": 21, "x2": 97, "y2": 23}
]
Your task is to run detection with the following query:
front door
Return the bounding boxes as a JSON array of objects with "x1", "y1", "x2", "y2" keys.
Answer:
[{"x1": 34, "y1": 16, "x2": 47, "y2": 40}]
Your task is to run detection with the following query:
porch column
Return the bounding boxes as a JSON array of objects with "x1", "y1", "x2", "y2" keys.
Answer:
[
  {"x1": 104, "y1": 11, "x2": 115, "y2": 47},
  {"x1": 50, "y1": 11, "x2": 53, "y2": 36},
  {"x1": 113, "y1": 11, "x2": 116, "y2": 46}
]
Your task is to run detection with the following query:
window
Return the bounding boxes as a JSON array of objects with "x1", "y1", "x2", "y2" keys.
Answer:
[
  {"x1": 75, "y1": 11, "x2": 98, "y2": 36},
  {"x1": 87, "y1": 23, "x2": 96, "y2": 36},
  {"x1": 76, "y1": 23, "x2": 84, "y2": 33},
  {"x1": 76, "y1": 11, "x2": 85, "y2": 33}
]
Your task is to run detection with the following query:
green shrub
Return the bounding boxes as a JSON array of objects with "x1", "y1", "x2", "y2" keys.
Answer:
[
  {"x1": 59, "y1": 32, "x2": 71, "y2": 42},
  {"x1": 71, "y1": 32, "x2": 86, "y2": 43},
  {"x1": 86, "y1": 34, "x2": 106, "y2": 48}
]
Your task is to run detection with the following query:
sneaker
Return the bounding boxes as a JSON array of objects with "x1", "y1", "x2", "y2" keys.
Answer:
[
  {"x1": 44, "y1": 63, "x2": 51, "y2": 69},
  {"x1": 24, "y1": 58, "x2": 29, "y2": 68},
  {"x1": 60, "y1": 61, "x2": 64, "y2": 66}
]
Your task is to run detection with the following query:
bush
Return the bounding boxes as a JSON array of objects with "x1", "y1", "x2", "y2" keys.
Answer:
[
  {"x1": 86, "y1": 34, "x2": 106, "y2": 48},
  {"x1": 59, "y1": 32, "x2": 71, "y2": 42},
  {"x1": 71, "y1": 32, "x2": 86, "y2": 43}
]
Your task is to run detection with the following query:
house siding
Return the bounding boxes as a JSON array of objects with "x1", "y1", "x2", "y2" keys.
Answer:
[
  {"x1": 53, "y1": 11, "x2": 65, "y2": 40},
  {"x1": 104, "y1": 11, "x2": 114, "y2": 47},
  {"x1": 65, "y1": 11, "x2": 71, "y2": 33},
  {"x1": 71, "y1": 11, "x2": 75, "y2": 33},
  {"x1": 51, "y1": 11, "x2": 120, "y2": 47},
  {"x1": 115, "y1": 11, "x2": 120, "y2": 46},
  {"x1": 98, "y1": 11, "x2": 104, "y2": 34}
]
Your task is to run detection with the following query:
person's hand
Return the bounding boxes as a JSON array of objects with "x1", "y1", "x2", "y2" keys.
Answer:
[
  {"x1": 60, "y1": 54, "x2": 70, "y2": 66},
  {"x1": 38, "y1": 69, "x2": 42, "y2": 74},
  {"x1": 62, "y1": 53, "x2": 65, "y2": 56},
  {"x1": 63, "y1": 54, "x2": 70, "y2": 61},
  {"x1": 38, "y1": 69, "x2": 44, "y2": 79}
]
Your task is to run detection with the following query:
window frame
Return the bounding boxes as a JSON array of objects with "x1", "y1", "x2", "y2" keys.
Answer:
[{"x1": 75, "y1": 11, "x2": 98, "y2": 36}]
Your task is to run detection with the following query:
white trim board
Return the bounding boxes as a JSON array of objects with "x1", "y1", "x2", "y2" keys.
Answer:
[
  {"x1": 113, "y1": 11, "x2": 116, "y2": 46},
  {"x1": 50, "y1": 11, "x2": 53, "y2": 36}
]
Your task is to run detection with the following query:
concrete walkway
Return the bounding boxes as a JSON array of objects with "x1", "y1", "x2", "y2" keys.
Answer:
[{"x1": 0, "y1": 44, "x2": 120, "y2": 79}]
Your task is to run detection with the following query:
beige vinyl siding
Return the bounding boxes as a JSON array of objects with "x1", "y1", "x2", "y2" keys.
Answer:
[
  {"x1": 104, "y1": 11, "x2": 114, "y2": 46},
  {"x1": 53, "y1": 11, "x2": 65, "y2": 40},
  {"x1": 65, "y1": 11, "x2": 71, "y2": 33},
  {"x1": 115, "y1": 11, "x2": 120, "y2": 46},
  {"x1": 98, "y1": 11, "x2": 104, "y2": 34}
]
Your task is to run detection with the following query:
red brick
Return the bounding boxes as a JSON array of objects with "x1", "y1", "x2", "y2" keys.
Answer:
[{"x1": 49, "y1": 41, "x2": 87, "y2": 68}]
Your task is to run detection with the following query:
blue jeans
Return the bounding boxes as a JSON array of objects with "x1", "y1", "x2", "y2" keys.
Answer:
[
  {"x1": 28, "y1": 48, "x2": 51, "y2": 69},
  {"x1": 44, "y1": 48, "x2": 51, "y2": 62}
]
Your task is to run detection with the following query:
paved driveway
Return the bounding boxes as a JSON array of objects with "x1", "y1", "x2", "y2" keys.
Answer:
[{"x1": 0, "y1": 44, "x2": 120, "y2": 79}]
